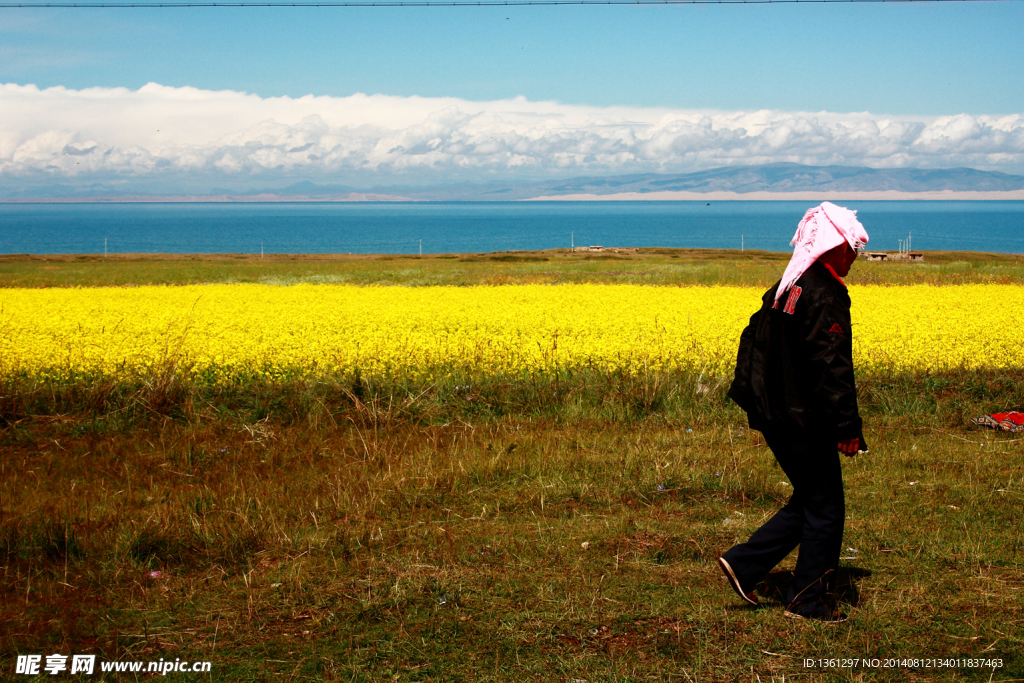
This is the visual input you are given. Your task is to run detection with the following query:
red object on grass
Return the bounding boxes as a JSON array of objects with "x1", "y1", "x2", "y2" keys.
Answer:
[{"x1": 971, "y1": 411, "x2": 1024, "y2": 432}]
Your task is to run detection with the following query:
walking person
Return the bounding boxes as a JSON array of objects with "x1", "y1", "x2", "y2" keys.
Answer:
[{"x1": 719, "y1": 202, "x2": 869, "y2": 622}]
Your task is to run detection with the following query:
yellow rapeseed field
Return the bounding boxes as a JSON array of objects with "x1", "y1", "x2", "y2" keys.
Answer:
[{"x1": 0, "y1": 283, "x2": 1020, "y2": 381}]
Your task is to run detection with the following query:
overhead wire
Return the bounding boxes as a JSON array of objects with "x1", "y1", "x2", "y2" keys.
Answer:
[{"x1": 1, "y1": 0, "x2": 1013, "y2": 7}]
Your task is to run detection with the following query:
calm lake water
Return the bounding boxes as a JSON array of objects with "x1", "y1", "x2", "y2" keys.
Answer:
[{"x1": 1, "y1": 201, "x2": 1022, "y2": 255}]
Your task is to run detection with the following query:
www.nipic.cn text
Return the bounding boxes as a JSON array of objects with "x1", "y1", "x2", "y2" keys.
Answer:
[{"x1": 15, "y1": 655, "x2": 212, "y2": 676}]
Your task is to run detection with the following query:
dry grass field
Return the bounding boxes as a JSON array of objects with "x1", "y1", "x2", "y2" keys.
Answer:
[{"x1": 2, "y1": 247, "x2": 1024, "y2": 289}]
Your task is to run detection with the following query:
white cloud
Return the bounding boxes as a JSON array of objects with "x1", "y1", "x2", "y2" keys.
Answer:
[{"x1": 1, "y1": 82, "x2": 1022, "y2": 186}]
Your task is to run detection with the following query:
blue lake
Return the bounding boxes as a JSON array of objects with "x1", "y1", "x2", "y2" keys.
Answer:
[{"x1": 1, "y1": 201, "x2": 1022, "y2": 255}]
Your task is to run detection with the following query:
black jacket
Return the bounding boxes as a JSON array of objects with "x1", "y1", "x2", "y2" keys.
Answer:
[{"x1": 727, "y1": 261, "x2": 864, "y2": 443}]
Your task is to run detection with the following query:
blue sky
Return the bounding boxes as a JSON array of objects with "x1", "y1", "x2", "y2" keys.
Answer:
[
  {"x1": 1, "y1": 2, "x2": 1022, "y2": 192},
  {"x1": 5, "y1": 3, "x2": 1023, "y2": 113}
]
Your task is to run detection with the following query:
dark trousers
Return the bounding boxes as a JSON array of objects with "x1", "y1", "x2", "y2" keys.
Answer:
[{"x1": 722, "y1": 427, "x2": 845, "y2": 616}]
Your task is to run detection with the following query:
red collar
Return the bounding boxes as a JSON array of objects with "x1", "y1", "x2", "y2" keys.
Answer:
[{"x1": 822, "y1": 263, "x2": 846, "y2": 287}]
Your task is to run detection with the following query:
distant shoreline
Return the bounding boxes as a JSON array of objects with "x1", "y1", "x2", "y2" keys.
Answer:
[
  {"x1": 2, "y1": 190, "x2": 1024, "y2": 203},
  {"x1": 0, "y1": 193, "x2": 417, "y2": 204},
  {"x1": 523, "y1": 190, "x2": 1024, "y2": 201},
  {"x1": 1, "y1": 248, "x2": 1019, "y2": 263}
]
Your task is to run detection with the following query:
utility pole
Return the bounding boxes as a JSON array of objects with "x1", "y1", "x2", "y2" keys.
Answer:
[
  {"x1": 419, "y1": 239, "x2": 422, "y2": 256},
  {"x1": 261, "y1": 242, "x2": 264, "y2": 260},
  {"x1": 104, "y1": 238, "x2": 107, "y2": 259}
]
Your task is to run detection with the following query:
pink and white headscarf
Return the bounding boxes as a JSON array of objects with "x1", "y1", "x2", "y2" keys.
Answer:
[{"x1": 774, "y1": 201, "x2": 869, "y2": 304}]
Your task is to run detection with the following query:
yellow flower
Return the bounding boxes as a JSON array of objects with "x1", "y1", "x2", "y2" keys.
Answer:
[{"x1": 0, "y1": 283, "x2": 1019, "y2": 381}]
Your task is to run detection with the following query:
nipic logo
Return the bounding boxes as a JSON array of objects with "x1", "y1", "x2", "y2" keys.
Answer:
[
  {"x1": 16, "y1": 655, "x2": 94, "y2": 675},
  {"x1": 14, "y1": 654, "x2": 210, "y2": 676}
]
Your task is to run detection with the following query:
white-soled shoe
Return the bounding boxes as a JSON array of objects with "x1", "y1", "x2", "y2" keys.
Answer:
[{"x1": 717, "y1": 557, "x2": 758, "y2": 606}]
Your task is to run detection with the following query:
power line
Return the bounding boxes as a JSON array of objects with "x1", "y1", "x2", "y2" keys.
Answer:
[{"x1": 0, "y1": 0, "x2": 1011, "y2": 6}]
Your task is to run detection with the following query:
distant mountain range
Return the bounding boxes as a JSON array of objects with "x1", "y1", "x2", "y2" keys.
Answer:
[
  {"x1": 5, "y1": 163, "x2": 1024, "y2": 201},
  {"x1": 513, "y1": 164, "x2": 1024, "y2": 197}
]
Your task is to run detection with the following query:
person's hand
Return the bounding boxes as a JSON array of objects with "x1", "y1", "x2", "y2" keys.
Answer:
[{"x1": 838, "y1": 438, "x2": 860, "y2": 456}]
